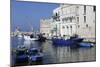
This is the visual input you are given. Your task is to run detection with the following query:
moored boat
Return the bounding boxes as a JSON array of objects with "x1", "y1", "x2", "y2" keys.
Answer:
[
  {"x1": 37, "y1": 34, "x2": 46, "y2": 42},
  {"x1": 17, "y1": 34, "x2": 23, "y2": 38},
  {"x1": 15, "y1": 48, "x2": 29, "y2": 66},
  {"x1": 28, "y1": 48, "x2": 43, "y2": 64},
  {"x1": 52, "y1": 38, "x2": 77, "y2": 47},
  {"x1": 79, "y1": 42, "x2": 94, "y2": 47},
  {"x1": 52, "y1": 36, "x2": 83, "y2": 47},
  {"x1": 24, "y1": 35, "x2": 38, "y2": 41}
]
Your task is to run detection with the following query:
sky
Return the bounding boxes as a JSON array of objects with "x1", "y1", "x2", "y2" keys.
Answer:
[{"x1": 11, "y1": 0, "x2": 59, "y2": 32}]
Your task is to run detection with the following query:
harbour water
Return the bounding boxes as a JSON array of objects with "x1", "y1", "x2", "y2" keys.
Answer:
[{"x1": 11, "y1": 36, "x2": 96, "y2": 66}]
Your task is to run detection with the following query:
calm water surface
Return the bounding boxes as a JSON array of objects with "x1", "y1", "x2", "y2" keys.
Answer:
[{"x1": 11, "y1": 37, "x2": 96, "y2": 66}]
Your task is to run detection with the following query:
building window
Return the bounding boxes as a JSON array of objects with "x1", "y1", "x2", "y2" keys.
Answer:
[
  {"x1": 78, "y1": 25, "x2": 80, "y2": 28},
  {"x1": 55, "y1": 13, "x2": 58, "y2": 16},
  {"x1": 76, "y1": 6, "x2": 79, "y2": 9},
  {"x1": 93, "y1": 6, "x2": 96, "y2": 12},
  {"x1": 69, "y1": 17, "x2": 72, "y2": 22},
  {"x1": 84, "y1": 5, "x2": 86, "y2": 15},
  {"x1": 77, "y1": 17, "x2": 79, "y2": 22},
  {"x1": 62, "y1": 19, "x2": 64, "y2": 22},
  {"x1": 84, "y1": 16, "x2": 86, "y2": 23},
  {"x1": 66, "y1": 26, "x2": 69, "y2": 29},
  {"x1": 70, "y1": 26, "x2": 72, "y2": 28},
  {"x1": 62, "y1": 26, "x2": 65, "y2": 29},
  {"x1": 86, "y1": 24, "x2": 88, "y2": 28},
  {"x1": 53, "y1": 13, "x2": 60, "y2": 21},
  {"x1": 70, "y1": 18, "x2": 72, "y2": 22}
]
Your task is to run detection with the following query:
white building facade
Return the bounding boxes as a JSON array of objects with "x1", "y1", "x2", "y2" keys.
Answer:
[
  {"x1": 52, "y1": 4, "x2": 77, "y2": 37},
  {"x1": 40, "y1": 4, "x2": 96, "y2": 40},
  {"x1": 52, "y1": 4, "x2": 96, "y2": 39}
]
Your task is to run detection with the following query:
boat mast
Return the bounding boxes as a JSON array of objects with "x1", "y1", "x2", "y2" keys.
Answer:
[{"x1": 15, "y1": 26, "x2": 21, "y2": 36}]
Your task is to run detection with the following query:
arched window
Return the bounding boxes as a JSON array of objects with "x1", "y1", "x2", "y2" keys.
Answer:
[
  {"x1": 78, "y1": 25, "x2": 80, "y2": 28},
  {"x1": 86, "y1": 24, "x2": 88, "y2": 28},
  {"x1": 70, "y1": 25, "x2": 72, "y2": 28},
  {"x1": 62, "y1": 26, "x2": 65, "y2": 29},
  {"x1": 66, "y1": 26, "x2": 69, "y2": 29}
]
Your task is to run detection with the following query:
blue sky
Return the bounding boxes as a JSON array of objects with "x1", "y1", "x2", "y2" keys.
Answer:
[{"x1": 11, "y1": 0, "x2": 59, "y2": 32}]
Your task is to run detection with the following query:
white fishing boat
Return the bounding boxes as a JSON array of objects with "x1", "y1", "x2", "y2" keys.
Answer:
[
  {"x1": 17, "y1": 34, "x2": 23, "y2": 38},
  {"x1": 24, "y1": 35, "x2": 38, "y2": 41}
]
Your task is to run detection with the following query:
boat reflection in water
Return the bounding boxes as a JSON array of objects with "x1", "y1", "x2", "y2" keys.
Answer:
[{"x1": 11, "y1": 36, "x2": 96, "y2": 66}]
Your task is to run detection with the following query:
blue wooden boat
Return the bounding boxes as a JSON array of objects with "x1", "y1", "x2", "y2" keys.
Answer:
[
  {"x1": 28, "y1": 48, "x2": 43, "y2": 64},
  {"x1": 52, "y1": 37, "x2": 83, "y2": 47},
  {"x1": 15, "y1": 49, "x2": 29, "y2": 65}
]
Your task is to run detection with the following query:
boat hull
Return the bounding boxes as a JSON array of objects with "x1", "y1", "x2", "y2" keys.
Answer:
[
  {"x1": 52, "y1": 38, "x2": 83, "y2": 47},
  {"x1": 52, "y1": 39, "x2": 76, "y2": 47},
  {"x1": 24, "y1": 35, "x2": 38, "y2": 41}
]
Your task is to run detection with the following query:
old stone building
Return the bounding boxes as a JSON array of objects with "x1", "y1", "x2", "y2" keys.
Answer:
[
  {"x1": 40, "y1": 19, "x2": 53, "y2": 38},
  {"x1": 40, "y1": 4, "x2": 96, "y2": 41}
]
